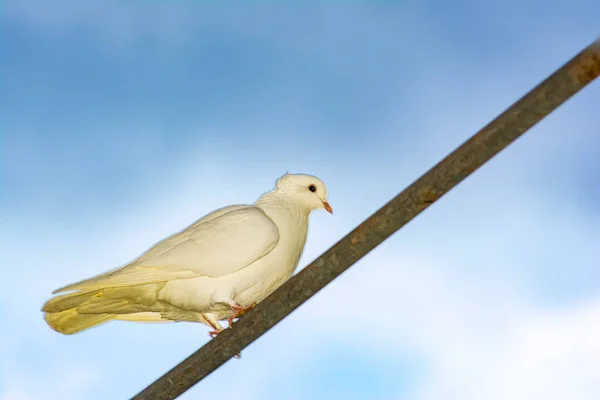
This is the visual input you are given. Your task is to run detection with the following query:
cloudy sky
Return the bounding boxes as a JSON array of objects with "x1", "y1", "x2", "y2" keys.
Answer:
[{"x1": 1, "y1": 1, "x2": 599, "y2": 399}]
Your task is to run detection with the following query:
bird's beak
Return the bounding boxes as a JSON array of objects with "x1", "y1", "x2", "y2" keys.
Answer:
[{"x1": 322, "y1": 200, "x2": 333, "y2": 214}]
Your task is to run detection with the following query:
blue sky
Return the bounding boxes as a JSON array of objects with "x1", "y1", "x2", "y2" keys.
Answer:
[{"x1": 1, "y1": 1, "x2": 599, "y2": 399}]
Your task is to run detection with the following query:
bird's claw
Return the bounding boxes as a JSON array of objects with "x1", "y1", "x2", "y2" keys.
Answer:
[
  {"x1": 232, "y1": 302, "x2": 257, "y2": 315},
  {"x1": 227, "y1": 302, "x2": 257, "y2": 327},
  {"x1": 208, "y1": 302, "x2": 255, "y2": 359}
]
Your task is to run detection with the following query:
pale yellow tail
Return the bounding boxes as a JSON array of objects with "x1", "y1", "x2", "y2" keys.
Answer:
[
  {"x1": 42, "y1": 288, "x2": 170, "y2": 335},
  {"x1": 44, "y1": 308, "x2": 115, "y2": 335}
]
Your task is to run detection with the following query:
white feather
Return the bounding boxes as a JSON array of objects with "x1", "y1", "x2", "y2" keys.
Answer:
[{"x1": 42, "y1": 173, "x2": 331, "y2": 335}]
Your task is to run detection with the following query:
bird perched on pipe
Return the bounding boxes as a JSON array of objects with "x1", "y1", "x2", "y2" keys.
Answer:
[{"x1": 42, "y1": 173, "x2": 332, "y2": 339}]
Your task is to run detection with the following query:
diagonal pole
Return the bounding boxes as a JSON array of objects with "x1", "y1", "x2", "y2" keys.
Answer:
[{"x1": 132, "y1": 38, "x2": 600, "y2": 400}]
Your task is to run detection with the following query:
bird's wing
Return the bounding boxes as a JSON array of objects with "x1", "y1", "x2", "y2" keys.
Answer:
[{"x1": 53, "y1": 205, "x2": 280, "y2": 293}]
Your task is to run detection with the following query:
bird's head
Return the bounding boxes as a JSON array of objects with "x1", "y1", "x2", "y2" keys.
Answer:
[{"x1": 275, "y1": 173, "x2": 333, "y2": 214}]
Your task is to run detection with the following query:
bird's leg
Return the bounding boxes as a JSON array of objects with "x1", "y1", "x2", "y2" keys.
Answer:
[
  {"x1": 203, "y1": 313, "x2": 225, "y2": 338},
  {"x1": 227, "y1": 302, "x2": 257, "y2": 327},
  {"x1": 204, "y1": 311, "x2": 242, "y2": 358}
]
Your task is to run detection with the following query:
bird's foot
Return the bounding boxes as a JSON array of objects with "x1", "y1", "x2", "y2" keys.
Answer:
[
  {"x1": 232, "y1": 302, "x2": 257, "y2": 315},
  {"x1": 227, "y1": 302, "x2": 257, "y2": 327}
]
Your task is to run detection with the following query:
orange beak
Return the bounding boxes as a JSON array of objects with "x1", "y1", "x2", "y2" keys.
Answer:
[{"x1": 322, "y1": 200, "x2": 333, "y2": 214}]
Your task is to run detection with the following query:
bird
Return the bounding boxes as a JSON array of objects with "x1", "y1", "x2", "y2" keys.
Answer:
[{"x1": 42, "y1": 173, "x2": 333, "y2": 338}]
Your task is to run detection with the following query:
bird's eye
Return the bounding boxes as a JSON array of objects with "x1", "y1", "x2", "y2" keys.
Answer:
[{"x1": 308, "y1": 184, "x2": 317, "y2": 193}]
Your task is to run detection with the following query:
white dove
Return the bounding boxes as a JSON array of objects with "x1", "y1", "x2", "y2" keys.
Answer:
[{"x1": 42, "y1": 173, "x2": 332, "y2": 338}]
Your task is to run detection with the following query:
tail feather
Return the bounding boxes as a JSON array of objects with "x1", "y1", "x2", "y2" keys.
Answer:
[
  {"x1": 113, "y1": 312, "x2": 172, "y2": 323},
  {"x1": 42, "y1": 285, "x2": 173, "y2": 334},
  {"x1": 44, "y1": 309, "x2": 114, "y2": 335},
  {"x1": 44, "y1": 309, "x2": 173, "y2": 335},
  {"x1": 76, "y1": 298, "x2": 132, "y2": 314},
  {"x1": 42, "y1": 290, "x2": 103, "y2": 313}
]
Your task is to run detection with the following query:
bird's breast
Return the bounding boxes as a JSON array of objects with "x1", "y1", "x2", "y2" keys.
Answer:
[{"x1": 232, "y1": 213, "x2": 309, "y2": 304}]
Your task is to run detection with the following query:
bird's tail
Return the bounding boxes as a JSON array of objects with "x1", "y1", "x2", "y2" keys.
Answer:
[
  {"x1": 42, "y1": 289, "x2": 113, "y2": 334},
  {"x1": 42, "y1": 286, "x2": 169, "y2": 335},
  {"x1": 44, "y1": 308, "x2": 115, "y2": 335}
]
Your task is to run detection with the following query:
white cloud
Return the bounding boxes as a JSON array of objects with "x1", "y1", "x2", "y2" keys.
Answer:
[
  {"x1": 3, "y1": 152, "x2": 598, "y2": 400},
  {"x1": 2, "y1": 2, "x2": 599, "y2": 399},
  {"x1": 192, "y1": 173, "x2": 599, "y2": 400},
  {"x1": 414, "y1": 295, "x2": 600, "y2": 400},
  {"x1": 0, "y1": 365, "x2": 100, "y2": 400},
  {"x1": 241, "y1": 243, "x2": 600, "y2": 400},
  {"x1": 3, "y1": 113, "x2": 599, "y2": 399}
]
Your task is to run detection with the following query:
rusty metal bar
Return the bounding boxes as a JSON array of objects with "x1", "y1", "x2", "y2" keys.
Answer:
[{"x1": 132, "y1": 38, "x2": 600, "y2": 400}]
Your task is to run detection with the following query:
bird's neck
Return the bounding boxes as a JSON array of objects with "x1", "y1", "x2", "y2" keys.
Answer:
[
  {"x1": 254, "y1": 190, "x2": 311, "y2": 282},
  {"x1": 254, "y1": 190, "x2": 311, "y2": 221}
]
